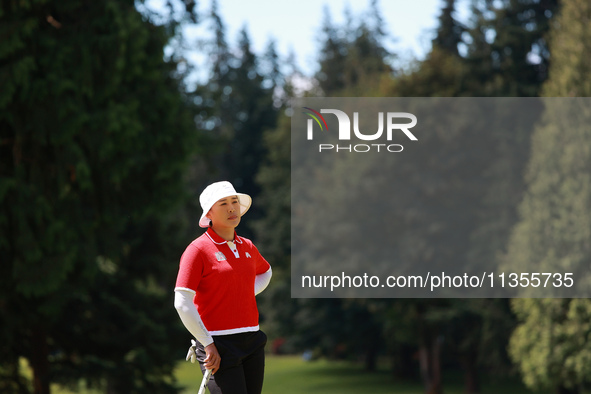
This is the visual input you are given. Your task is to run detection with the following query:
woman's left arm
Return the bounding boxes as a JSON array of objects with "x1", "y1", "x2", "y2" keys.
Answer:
[{"x1": 254, "y1": 267, "x2": 272, "y2": 295}]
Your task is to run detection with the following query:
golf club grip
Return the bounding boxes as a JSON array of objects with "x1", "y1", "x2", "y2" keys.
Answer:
[{"x1": 198, "y1": 368, "x2": 212, "y2": 394}]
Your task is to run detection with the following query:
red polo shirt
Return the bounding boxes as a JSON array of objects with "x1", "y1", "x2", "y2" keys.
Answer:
[{"x1": 175, "y1": 228, "x2": 270, "y2": 335}]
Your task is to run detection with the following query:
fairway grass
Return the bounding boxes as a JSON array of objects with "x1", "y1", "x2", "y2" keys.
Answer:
[
  {"x1": 35, "y1": 354, "x2": 546, "y2": 393},
  {"x1": 177, "y1": 355, "x2": 545, "y2": 394},
  {"x1": 178, "y1": 355, "x2": 405, "y2": 394},
  {"x1": 260, "y1": 356, "x2": 415, "y2": 394}
]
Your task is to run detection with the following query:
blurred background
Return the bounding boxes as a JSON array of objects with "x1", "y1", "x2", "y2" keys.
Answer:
[{"x1": 2, "y1": 0, "x2": 591, "y2": 393}]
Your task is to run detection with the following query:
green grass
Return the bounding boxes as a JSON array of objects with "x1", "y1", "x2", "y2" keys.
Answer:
[
  {"x1": 176, "y1": 355, "x2": 547, "y2": 394},
  {"x1": 179, "y1": 356, "x2": 405, "y2": 394},
  {"x1": 261, "y1": 356, "x2": 415, "y2": 394},
  {"x1": 22, "y1": 355, "x2": 548, "y2": 393}
]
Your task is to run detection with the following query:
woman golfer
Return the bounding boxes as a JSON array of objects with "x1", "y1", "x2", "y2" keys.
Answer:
[{"x1": 174, "y1": 181, "x2": 272, "y2": 394}]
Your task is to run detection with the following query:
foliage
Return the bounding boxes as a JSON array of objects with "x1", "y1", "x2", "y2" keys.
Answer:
[
  {"x1": 190, "y1": 0, "x2": 279, "y2": 238},
  {"x1": 255, "y1": 1, "x2": 555, "y2": 393},
  {"x1": 505, "y1": 0, "x2": 591, "y2": 392},
  {"x1": 315, "y1": 1, "x2": 392, "y2": 96},
  {"x1": 461, "y1": 0, "x2": 559, "y2": 97},
  {"x1": 0, "y1": 0, "x2": 205, "y2": 392}
]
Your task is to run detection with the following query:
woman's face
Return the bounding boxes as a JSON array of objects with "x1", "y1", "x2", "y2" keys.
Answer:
[{"x1": 206, "y1": 195, "x2": 241, "y2": 229}]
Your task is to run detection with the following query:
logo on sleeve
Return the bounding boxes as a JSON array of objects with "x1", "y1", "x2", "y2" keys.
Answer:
[
  {"x1": 215, "y1": 252, "x2": 227, "y2": 261},
  {"x1": 245, "y1": 252, "x2": 252, "y2": 258}
]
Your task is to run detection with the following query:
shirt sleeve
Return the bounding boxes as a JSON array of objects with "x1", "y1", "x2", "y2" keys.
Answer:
[
  {"x1": 175, "y1": 243, "x2": 203, "y2": 292},
  {"x1": 174, "y1": 289, "x2": 214, "y2": 347},
  {"x1": 254, "y1": 267, "x2": 272, "y2": 295},
  {"x1": 251, "y1": 244, "x2": 271, "y2": 275}
]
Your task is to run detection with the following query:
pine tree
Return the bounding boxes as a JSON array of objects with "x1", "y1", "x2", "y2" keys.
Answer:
[
  {"x1": 463, "y1": 0, "x2": 559, "y2": 96},
  {"x1": 378, "y1": 1, "x2": 565, "y2": 391},
  {"x1": 0, "y1": 1, "x2": 205, "y2": 392},
  {"x1": 315, "y1": 6, "x2": 348, "y2": 95},
  {"x1": 432, "y1": 0, "x2": 464, "y2": 57},
  {"x1": 507, "y1": 0, "x2": 591, "y2": 392},
  {"x1": 315, "y1": 2, "x2": 392, "y2": 96},
  {"x1": 192, "y1": 6, "x2": 278, "y2": 237}
]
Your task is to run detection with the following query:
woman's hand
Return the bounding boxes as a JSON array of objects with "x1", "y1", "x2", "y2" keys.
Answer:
[{"x1": 204, "y1": 343, "x2": 221, "y2": 374}]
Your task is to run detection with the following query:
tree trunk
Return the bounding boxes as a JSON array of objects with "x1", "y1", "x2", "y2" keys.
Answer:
[
  {"x1": 419, "y1": 335, "x2": 443, "y2": 394},
  {"x1": 461, "y1": 353, "x2": 480, "y2": 393},
  {"x1": 30, "y1": 326, "x2": 50, "y2": 394},
  {"x1": 365, "y1": 342, "x2": 379, "y2": 371},
  {"x1": 430, "y1": 336, "x2": 442, "y2": 394}
]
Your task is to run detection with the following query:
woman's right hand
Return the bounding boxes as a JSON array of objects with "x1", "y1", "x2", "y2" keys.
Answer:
[{"x1": 204, "y1": 342, "x2": 221, "y2": 374}]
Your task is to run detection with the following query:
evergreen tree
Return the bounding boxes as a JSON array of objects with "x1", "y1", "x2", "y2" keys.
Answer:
[
  {"x1": 383, "y1": 47, "x2": 466, "y2": 97},
  {"x1": 251, "y1": 113, "x2": 295, "y2": 354},
  {"x1": 382, "y1": 0, "x2": 467, "y2": 97},
  {"x1": 463, "y1": 0, "x2": 559, "y2": 96},
  {"x1": 255, "y1": 1, "x2": 561, "y2": 393},
  {"x1": 192, "y1": 5, "x2": 278, "y2": 237},
  {"x1": 506, "y1": 0, "x2": 591, "y2": 392},
  {"x1": 316, "y1": 2, "x2": 392, "y2": 96},
  {"x1": 224, "y1": 27, "x2": 277, "y2": 213},
  {"x1": 256, "y1": 1, "x2": 397, "y2": 372},
  {"x1": 377, "y1": 0, "x2": 560, "y2": 391},
  {"x1": 432, "y1": 0, "x2": 464, "y2": 57},
  {"x1": 315, "y1": 6, "x2": 348, "y2": 95},
  {"x1": 0, "y1": 1, "x2": 205, "y2": 392},
  {"x1": 261, "y1": 39, "x2": 282, "y2": 100}
]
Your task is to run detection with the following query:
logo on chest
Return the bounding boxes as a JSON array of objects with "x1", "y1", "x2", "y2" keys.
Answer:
[{"x1": 215, "y1": 251, "x2": 227, "y2": 261}]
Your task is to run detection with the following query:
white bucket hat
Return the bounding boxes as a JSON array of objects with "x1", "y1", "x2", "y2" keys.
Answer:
[{"x1": 199, "y1": 181, "x2": 252, "y2": 228}]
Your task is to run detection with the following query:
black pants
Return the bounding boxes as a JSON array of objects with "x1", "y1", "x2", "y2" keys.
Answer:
[{"x1": 196, "y1": 330, "x2": 267, "y2": 394}]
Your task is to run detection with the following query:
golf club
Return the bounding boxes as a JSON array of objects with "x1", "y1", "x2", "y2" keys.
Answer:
[{"x1": 198, "y1": 368, "x2": 212, "y2": 394}]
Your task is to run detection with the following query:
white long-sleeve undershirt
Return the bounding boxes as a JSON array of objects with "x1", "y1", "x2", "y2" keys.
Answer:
[
  {"x1": 174, "y1": 289, "x2": 214, "y2": 347},
  {"x1": 174, "y1": 267, "x2": 272, "y2": 345},
  {"x1": 254, "y1": 267, "x2": 272, "y2": 295}
]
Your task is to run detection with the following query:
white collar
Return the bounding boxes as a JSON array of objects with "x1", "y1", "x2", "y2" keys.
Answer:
[
  {"x1": 205, "y1": 229, "x2": 243, "y2": 245},
  {"x1": 205, "y1": 232, "x2": 225, "y2": 245}
]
